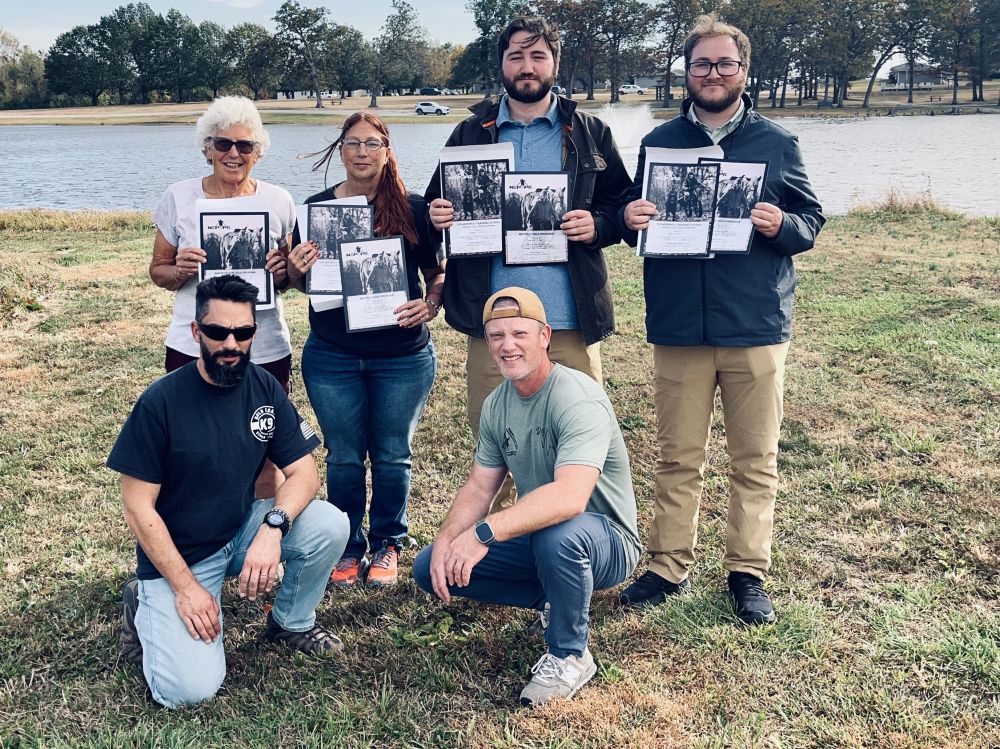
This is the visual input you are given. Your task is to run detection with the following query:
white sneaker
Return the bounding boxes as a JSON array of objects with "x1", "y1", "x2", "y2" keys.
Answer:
[{"x1": 518, "y1": 648, "x2": 597, "y2": 707}]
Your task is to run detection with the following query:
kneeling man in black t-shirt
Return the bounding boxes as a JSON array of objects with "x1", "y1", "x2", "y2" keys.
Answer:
[{"x1": 107, "y1": 275, "x2": 349, "y2": 709}]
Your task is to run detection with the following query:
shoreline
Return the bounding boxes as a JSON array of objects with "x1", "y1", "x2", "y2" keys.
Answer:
[{"x1": 1, "y1": 93, "x2": 996, "y2": 126}]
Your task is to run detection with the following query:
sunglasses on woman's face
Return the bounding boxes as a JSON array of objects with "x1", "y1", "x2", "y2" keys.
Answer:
[
  {"x1": 210, "y1": 137, "x2": 257, "y2": 155},
  {"x1": 198, "y1": 322, "x2": 257, "y2": 341}
]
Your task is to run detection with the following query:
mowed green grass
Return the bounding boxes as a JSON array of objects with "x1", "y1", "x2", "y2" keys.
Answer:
[{"x1": 0, "y1": 206, "x2": 997, "y2": 748}]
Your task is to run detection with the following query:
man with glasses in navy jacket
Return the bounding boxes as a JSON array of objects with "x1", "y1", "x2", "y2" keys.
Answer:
[{"x1": 618, "y1": 15, "x2": 824, "y2": 625}]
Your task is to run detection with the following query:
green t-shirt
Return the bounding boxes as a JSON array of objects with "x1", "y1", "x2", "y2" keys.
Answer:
[{"x1": 476, "y1": 364, "x2": 641, "y2": 568}]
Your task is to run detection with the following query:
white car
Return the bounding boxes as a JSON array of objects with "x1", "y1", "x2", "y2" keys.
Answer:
[
  {"x1": 619, "y1": 84, "x2": 646, "y2": 95},
  {"x1": 415, "y1": 101, "x2": 450, "y2": 115}
]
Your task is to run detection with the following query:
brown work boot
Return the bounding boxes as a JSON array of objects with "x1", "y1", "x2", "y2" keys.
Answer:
[
  {"x1": 119, "y1": 577, "x2": 143, "y2": 666},
  {"x1": 264, "y1": 612, "x2": 343, "y2": 654}
]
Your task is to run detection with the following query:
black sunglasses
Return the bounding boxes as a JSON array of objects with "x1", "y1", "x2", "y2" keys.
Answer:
[
  {"x1": 210, "y1": 137, "x2": 257, "y2": 155},
  {"x1": 198, "y1": 322, "x2": 257, "y2": 341}
]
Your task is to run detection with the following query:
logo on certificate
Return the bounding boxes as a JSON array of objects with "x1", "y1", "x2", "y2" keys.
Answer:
[{"x1": 250, "y1": 405, "x2": 276, "y2": 442}]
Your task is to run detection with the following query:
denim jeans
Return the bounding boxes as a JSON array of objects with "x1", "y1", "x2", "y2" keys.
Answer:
[
  {"x1": 135, "y1": 498, "x2": 348, "y2": 709},
  {"x1": 413, "y1": 513, "x2": 634, "y2": 658},
  {"x1": 301, "y1": 333, "x2": 437, "y2": 557}
]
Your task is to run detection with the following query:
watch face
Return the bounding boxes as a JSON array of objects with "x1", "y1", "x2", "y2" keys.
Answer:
[
  {"x1": 475, "y1": 521, "x2": 493, "y2": 544},
  {"x1": 266, "y1": 511, "x2": 284, "y2": 526}
]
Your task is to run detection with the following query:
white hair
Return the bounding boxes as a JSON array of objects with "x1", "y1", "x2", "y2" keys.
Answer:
[{"x1": 195, "y1": 96, "x2": 271, "y2": 162}]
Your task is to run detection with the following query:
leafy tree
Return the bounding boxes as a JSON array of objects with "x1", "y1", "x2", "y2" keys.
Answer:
[
  {"x1": 197, "y1": 21, "x2": 233, "y2": 98},
  {"x1": 594, "y1": 0, "x2": 655, "y2": 103},
  {"x1": 225, "y1": 23, "x2": 280, "y2": 100},
  {"x1": 652, "y1": 0, "x2": 701, "y2": 106},
  {"x1": 0, "y1": 29, "x2": 47, "y2": 108},
  {"x1": 465, "y1": 0, "x2": 535, "y2": 94},
  {"x1": 94, "y1": 3, "x2": 156, "y2": 104},
  {"x1": 149, "y1": 9, "x2": 202, "y2": 102},
  {"x1": 927, "y1": 0, "x2": 977, "y2": 107},
  {"x1": 274, "y1": 0, "x2": 336, "y2": 108},
  {"x1": 45, "y1": 25, "x2": 111, "y2": 105},
  {"x1": 368, "y1": 0, "x2": 427, "y2": 106},
  {"x1": 327, "y1": 24, "x2": 371, "y2": 97}
]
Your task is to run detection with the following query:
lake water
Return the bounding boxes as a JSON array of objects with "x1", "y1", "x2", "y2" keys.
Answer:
[{"x1": 1, "y1": 107, "x2": 998, "y2": 215}]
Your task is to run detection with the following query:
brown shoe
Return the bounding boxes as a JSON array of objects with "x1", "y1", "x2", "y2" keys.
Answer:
[
  {"x1": 119, "y1": 577, "x2": 143, "y2": 666},
  {"x1": 366, "y1": 544, "x2": 399, "y2": 588},
  {"x1": 264, "y1": 613, "x2": 343, "y2": 655}
]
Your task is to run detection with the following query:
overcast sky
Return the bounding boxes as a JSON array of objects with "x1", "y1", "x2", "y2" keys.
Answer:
[{"x1": 4, "y1": 0, "x2": 480, "y2": 52}]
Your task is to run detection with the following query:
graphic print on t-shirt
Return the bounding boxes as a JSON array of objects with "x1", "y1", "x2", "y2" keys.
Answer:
[
  {"x1": 502, "y1": 427, "x2": 519, "y2": 457},
  {"x1": 534, "y1": 425, "x2": 557, "y2": 456},
  {"x1": 250, "y1": 405, "x2": 276, "y2": 442}
]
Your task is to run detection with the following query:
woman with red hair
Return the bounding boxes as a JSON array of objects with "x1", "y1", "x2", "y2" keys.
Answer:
[{"x1": 288, "y1": 113, "x2": 445, "y2": 589}]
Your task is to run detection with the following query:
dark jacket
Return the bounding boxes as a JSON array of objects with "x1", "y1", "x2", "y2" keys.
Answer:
[
  {"x1": 424, "y1": 95, "x2": 632, "y2": 344},
  {"x1": 620, "y1": 95, "x2": 825, "y2": 346}
]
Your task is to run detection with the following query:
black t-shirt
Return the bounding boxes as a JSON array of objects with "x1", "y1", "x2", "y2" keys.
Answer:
[
  {"x1": 107, "y1": 363, "x2": 320, "y2": 579},
  {"x1": 295, "y1": 188, "x2": 439, "y2": 358}
]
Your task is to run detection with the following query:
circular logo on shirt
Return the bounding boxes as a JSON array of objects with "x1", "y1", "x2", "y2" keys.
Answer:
[{"x1": 250, "y1": 405, "x2": 276, "y2": 442}]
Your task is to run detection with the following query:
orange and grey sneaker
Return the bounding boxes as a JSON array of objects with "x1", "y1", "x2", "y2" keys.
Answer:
[
  {"x1": 366, "y1": 544, "x2": 399, "y2": 588},
  {"x1": 329, "y1": 555, "x2": 369, "y2": 589}
]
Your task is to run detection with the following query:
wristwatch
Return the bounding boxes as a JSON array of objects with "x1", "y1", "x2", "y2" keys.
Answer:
[
  {"x1": 263, "y1": 507, "x2": 291, "y2": 537},
  {"x1": 474, "y1": 518, "x2": 496, "y2": 547}
]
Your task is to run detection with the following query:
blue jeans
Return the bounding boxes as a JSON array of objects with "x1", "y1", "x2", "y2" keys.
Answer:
[
  {"x1": 135, "y1": 499, "x2": 348, "y2": 709},
  {"x1": 301, "y1": 334, "x2": 437, "y2": 557},
  {"x1": 413, "y1": 513, "x2": 634, "y2": 658}
]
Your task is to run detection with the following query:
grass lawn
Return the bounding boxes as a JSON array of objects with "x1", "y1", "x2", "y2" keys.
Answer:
[{"x1": 0, "y1": 205, "x2": 997, "y2": 747}]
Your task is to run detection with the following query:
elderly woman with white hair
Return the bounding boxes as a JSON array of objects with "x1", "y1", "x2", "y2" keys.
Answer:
[{"x1": 149, "y1": 95, "x2": 294, "y2": 497}]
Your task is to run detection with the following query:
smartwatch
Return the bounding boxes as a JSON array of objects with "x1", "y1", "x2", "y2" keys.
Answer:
[
  {"x1": 474, "y1": 518, "x2": 496, "y2": 547},
  {"x1": 263, "y1": 507, "x2": 291, "y2": 537}
]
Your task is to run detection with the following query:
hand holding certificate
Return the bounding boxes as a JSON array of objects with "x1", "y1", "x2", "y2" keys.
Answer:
[
  {"x1": 439, "y1": 143, "x2": 514, "y2": 257},
  {"x1": 638, "y1": 162, "x2": 719, "y2": 258},
  {"x1": 699, "y1": 158, "x2": 769, "y2": 254},
  {"x1": 198, "y1": 208, "x2": 273, "y2": 308},
  {"x1": 305, "y1": 203, "x2": 374, "y2": 295},
  {"x1": 502, "y1": 172, "x2": 569, "y2": 265},
  {"x1": 339, "y1": 236, "x2": 410, "y2": 332}
]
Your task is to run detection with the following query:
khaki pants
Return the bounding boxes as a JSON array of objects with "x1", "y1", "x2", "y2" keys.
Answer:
[
  {"x1": 649, "y1": 342, "x2": 789, "y2": 582},
  {"x1": 466, "y1": 331, "x2": 602, "y2": 511}
]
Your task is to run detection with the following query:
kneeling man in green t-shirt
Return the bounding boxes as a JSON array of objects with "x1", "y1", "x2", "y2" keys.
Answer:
[{"x1": 414, "y1": 287, "x2": 641, "y2": 707}]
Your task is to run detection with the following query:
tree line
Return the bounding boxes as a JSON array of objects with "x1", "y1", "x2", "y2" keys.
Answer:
[{"x1": 0, "y1": 0, "x2": 997, "y2": 110}]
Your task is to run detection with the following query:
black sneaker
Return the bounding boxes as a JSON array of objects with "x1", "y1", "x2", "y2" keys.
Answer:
[
  {"x1": 119, "y1": 577, "x2": 143, "y2": 665},
  {"x1": 619, "y1": 570, "x2": 691, "y2": 608},
  {"x1": 727, "y1": 571, "x2": 776, "y2": 625}
]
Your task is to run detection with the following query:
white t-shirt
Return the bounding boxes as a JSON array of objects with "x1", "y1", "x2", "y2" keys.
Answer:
[{"x1": 153, "y1": 178, "x2": 295, "y2": 362}]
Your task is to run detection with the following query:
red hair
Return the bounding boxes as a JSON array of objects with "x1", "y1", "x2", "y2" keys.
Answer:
[{"x1": 307, "y1": 112, "x2": 418, "y2": 246}]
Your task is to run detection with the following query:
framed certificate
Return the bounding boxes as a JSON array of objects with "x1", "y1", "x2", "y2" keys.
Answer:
[
  {"x1": 305, "y1": 203, "x2": 374, "y2": 295},
  {"x1": 198, "y1": 211, "x2": 273, "y2": 308},
  {"x1": 501, "y1": 171, "x2": 569, "y2": 265},
  {"x1": 439, "y1": 143, "x2": 513, "y2": 257},
  {"x1": 699, "y1": 158, "x2": 769, "y2": 254},
  {"x1": 339, "y1": 236, "x2": 409, "y2": 332},
  {"x1": 638, "y1": 162, "x2": 719, "y2": 258}
]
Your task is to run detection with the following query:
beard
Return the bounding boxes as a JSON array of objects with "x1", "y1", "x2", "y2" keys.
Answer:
[
  {"x1": 503, "y1": 72, "x2": 555, "y2": 104},
  {"x1": 686, "y1": 78, "x2": 744, "y2": 113},
  {"x1": 200, "y1": 339, "x2": 251, "y2": 387}
]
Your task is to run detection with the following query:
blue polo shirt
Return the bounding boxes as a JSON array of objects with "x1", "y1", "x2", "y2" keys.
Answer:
[{"x1": 491, "y1": 94, "x2": 579, "y2": 330}]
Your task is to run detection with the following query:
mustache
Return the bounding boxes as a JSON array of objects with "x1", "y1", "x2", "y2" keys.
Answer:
[
  {"x1": 211, "y1": 349, "x2": 245, "y2": 362},
  {"x1": 517, "y1": 74, "x2": 539, "y2": 81}
]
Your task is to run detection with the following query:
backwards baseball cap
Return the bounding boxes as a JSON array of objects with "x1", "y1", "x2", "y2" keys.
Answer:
[{"x1": 482, "y1": 287, "x2": 547, "y2": 326}]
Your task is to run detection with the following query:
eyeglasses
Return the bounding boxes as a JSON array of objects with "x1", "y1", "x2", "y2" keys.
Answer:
[
  {"x1": 687, "y1": 60, "x2": 744, "y2": 78},
  {"x1": 209, "y1": 137, "x2": 258, "y2": 155},
  {"x1": 198, "y1": 322, "x2": 257, "y2": 341},
  {"x1": 342, "y1": 138, "x2": 386, "y2": 151}
]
